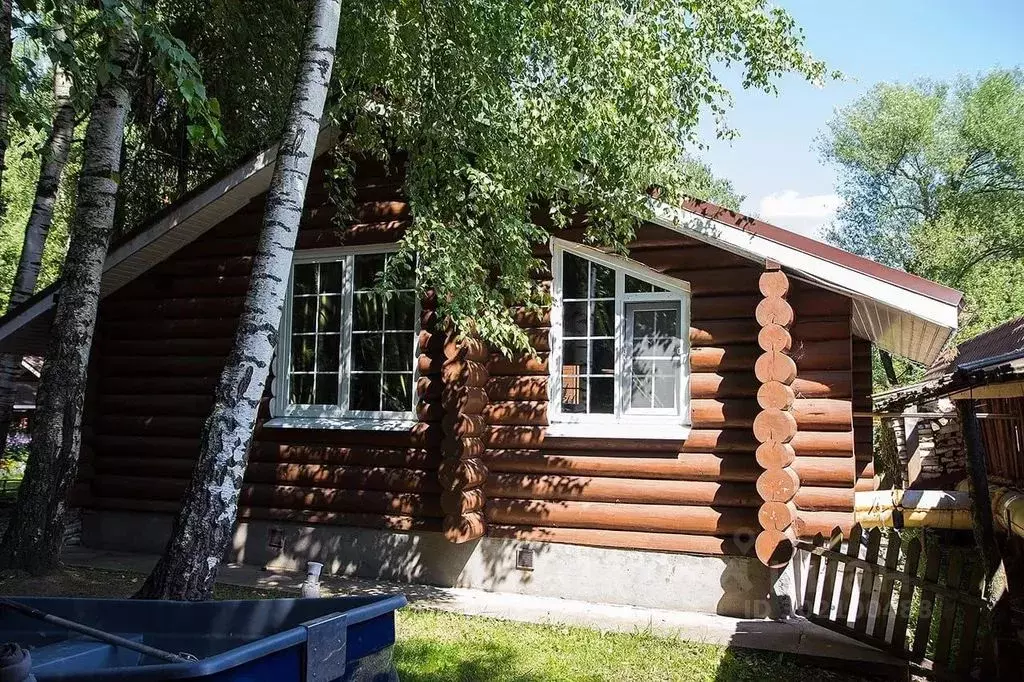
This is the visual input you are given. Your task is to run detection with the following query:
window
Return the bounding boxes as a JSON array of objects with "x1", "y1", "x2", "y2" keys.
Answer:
[
  {"x1": 273, "y1": 247, "x2": 419, "y2": 421},
  {"x1": 549, "y1": 238, "x2": 690, "y2": 437}
]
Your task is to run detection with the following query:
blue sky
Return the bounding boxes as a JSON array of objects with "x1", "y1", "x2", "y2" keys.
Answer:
[{"x1": 699, "y1": 0, "x2": 1024, "y2": 240}]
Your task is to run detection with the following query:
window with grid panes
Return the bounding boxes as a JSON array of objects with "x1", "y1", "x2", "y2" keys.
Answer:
[
  {"x1": 276, "y1": 249, "x2": 419, "y2": 419},
  {"x1": 551, "y1": 242, "x2": 689, "y2": 427}
]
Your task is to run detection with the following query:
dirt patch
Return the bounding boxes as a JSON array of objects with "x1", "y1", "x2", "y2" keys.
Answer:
[{"x1": 0, "y1": 565, "x2": 144, "y2": 598}]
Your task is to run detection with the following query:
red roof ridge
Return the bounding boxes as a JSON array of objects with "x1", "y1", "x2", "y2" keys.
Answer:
[{"x1": 678, "y1": 197, "x2": 963, "y2": 307}]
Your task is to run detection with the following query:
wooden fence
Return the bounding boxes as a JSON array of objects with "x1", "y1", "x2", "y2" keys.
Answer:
[{"x1": 796, "y1": 525, "x2": 989, "y2": 679}]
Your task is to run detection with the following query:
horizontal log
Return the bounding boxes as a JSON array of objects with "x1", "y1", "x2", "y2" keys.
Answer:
[
  {"x1": 442, "y1": 386, "x2": 488, "y2": 414},
  {"x1": 690, "y1": 319, "x2": 848, "y2": 347},
  {"x1": 791, "y1": 399, "x2": 853, "y2": 431},
  {"x1": 95, "y1": 415, "x2": 203, "y2": 438},
  {"x1": 240, "y1": 483, "x2": 441, "y2": 517},
  {"x1": 174, "y1": 235, "x2": 258, "y2": 259},
  {"x1": 438, "y1": 458, "x2": 488, "y2": 489},
  {"x1": 483, "y1": 401, "x2": 548, "y2": 426},
  {"x1": 441, "y1": 488, "x2": 486, "y2": 515},
  {"x1": 349, "y1": 200, "x2": 410, "y2": 222},
  {"x1": 486, "y1": 498, "x2": 758, "y2": 535},
  {"x1": 482, "y1": 450, "x2": 762, "y2": 482},
  {"x1": 443, "y1": 512, "x2": 486, "y2": 543},
  {"x1": 99, "y1": 317, "x2": 239, "y2": 341},
  {"x1": 484, "y1": 473, "x2": 760, "y2": 507},
  {"x1": 101, "y1": 355, "x2": 228, "y2": 378},
  {"x1": 789, "y1": 339, "x2": 852, "y2": 371},
  {"x1": 257, "y1": 422, "x2": 442, "y2": 448},
  {"x1": 442, "y1": 413, "x2": 486, "y2": 438},
  {"x1": 250, "y1": 442, "x2": 442, "y2": 469},
  {"x1": 487, "y1": 353, "x2": 547, "y2": 376},
  {"x1": 102, "y1": 338, "x2": 234, "y2": 358},
  {"x1": 101, "y1": 297, "x2": 243, "y2": 321},
  {"x1": 792, "y1": 510, "x2": 855, "y2": 538},
  {"x1": 790, "y1": 431, "x2": 854, "y2": 456},
  {"x1": 98, "y1": 394, "x2": 213, "y2": 417},
  {"x1": 666, "y1": 267, "x2": 763, "y2": 297},
  {"x1": 791, "y1": 456, "x2": 854, "y2": 487},
  {"x1": 244, "y1": 462, "x2": 441, "y2": 494},
  {"x1": 444, "y1": 336, "x2": 489, "y2": 363},
  {"x1": 150, "y1": 255, "x2": 255, "y2": 279},
  {"x1": 238, "y1": 506, "x2": 441, "y2": 533},
  {"x1": 440, "y1": 358, "x2": 488, "y2": 385},
  {"x1": 487, "y1": 376, "x2": 548, "y2": 401},
  {"x1": 794, "y1": 486, "x2": 855, "y2": 512},
  {"x1": 629, "y1": 246, "x2": 752, "y2": 273},
  {"x1": 114, "y1": 275, "x2": 252, "y2": 301},
  {"x1": 511, "y1": 307, "x2": 550, "y2": 328},
  {"x1": 487, "y1": 525, "x2": 751, "y2": 556},
  {"x1": 296, "y1": 221, "x2": 409, "y2": 250},
  {"x1": 442, "y1": 436, "x2": 485, "y2": 460},
  {"x1": 690, "y1": 371, "x2": 851, "y2": 400}
]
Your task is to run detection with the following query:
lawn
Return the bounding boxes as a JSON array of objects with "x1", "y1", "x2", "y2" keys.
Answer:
[{"x1": 0, "y1": 566, "x2": 866, "y2": 682}]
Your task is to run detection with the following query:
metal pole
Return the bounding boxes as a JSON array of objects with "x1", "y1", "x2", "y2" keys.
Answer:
[{"x1": 0, "y1": 598, "x2": 189, "y2": 664}]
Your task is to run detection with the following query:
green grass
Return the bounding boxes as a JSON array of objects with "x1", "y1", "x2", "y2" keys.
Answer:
[{"x1": 0, "y1": 566, "x2": 867, "y2": 682}]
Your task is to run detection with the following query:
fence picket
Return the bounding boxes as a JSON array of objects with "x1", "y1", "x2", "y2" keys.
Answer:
[
  {"x1": 855, "y1": 528, "x2": 882, "y2": 634},
  {"x1": 911, "y1": 543, "x2": 943, "y2": 659},
  {"x1": 891, "y1": 538, "x2": 922, "y2": 652},
  {"x1": 954, "y1": 561, "x2": 986, "y2": 674},
  {"x1": 932, "y1": 550, "x2": 964, "y2": 670},
  {"x1": 873, "y1": 534, "x2": 902, "y2": 642},
  {"x1": 802, "y1": 533, "x2": 825, "y2": 616},
  {"x1": 835, "y1": 525, "x2": 863, "y2": 625},
  {"x1": 817, "y1": 527, "x2": 845, "y2": 620}
]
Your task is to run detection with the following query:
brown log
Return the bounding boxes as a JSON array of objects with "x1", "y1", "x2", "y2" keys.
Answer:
[
  {"x1": 791, "y1": 456, "x2": 855, "y2": 487},
  {"x1": 441, "y1": 488, "x2": 486, "y2": 515},
  {"x1": 752, "y1": 408, "x2": 797, "y2": 444},
  {"x1": 484, "y1": 473, "x2": 761, "y2": 507},
  {"x1": 759, "y1": 270, "x2": 790, "y2": 298},
  {"x1": 150, "y1": 255, "x2": 254, "y2": 279},
  {"x1": 757, "y1": 324, "x2": 792, "y2": 353},
  {"x1": 98, "y1": 317, "x2": 239, "y2": 341},
  {"x1": 243, "y1": 462, "x2": 441, "y2": 494},
  {"x1": 482, "y1": 401, "x2": 549, "y2": 426},
  {"x1": 690, "y1": 399, "x2": 759, "y2": 429},
  {"x1": 758, "y1": 500, "x2": 798, "y2": 532},
  {"x1": 690, "y1": 295, "x2": 760, "y2": 321},
  {"x1": 114, "y1": 275, "x2": 253, "y2": 301},
  {"x1": 438, "y1": 458, "x2": 488, "y2": 489},
  {"x1": 481, "y1": 450, "x2": 762, "y2": 482},
  {"x1": 755, "y1": 297, "x2": 794, "y2": 328},
  {"x1": 486, "y1": 498, "x2": 757, "y2": 535},
  {"x1": 442, "y1": 386, "x2": 488, "y2": 414},
  {"x1": 417, "y1": 376, "x2": 443, "y2": 400},
  {"x1": 102, "y1": 356, "x2": 227, "y2": 378},
  {"x1": 98, "y1": 394, "x2": 213, "y2": 417},
  {"x1": 511, "y1": 307, "x2": 550, "y2": 328},
  {"x1": 855, "y1": 477, "x2": 877, "y2": 492},
  {"x1": 755, "y1": 528, "x2": 795, "y2": 568},
  {"x1": 486, "y1": 425, "x2": 546, "y2": 449},
  {"x1": 667, "y1": 267, "x2": 762, "y2": 296},
  {"x1": 487, "y1": 353, "x2": 548, "y2": 376},
  {"x1": 791, "y1": 510, "x2": 854, "y2": 538},
  {"x1": 442, "y1": 413, "x2": 486, "y2": 438},
  {"x1": 416, "y1": 401, "x2": 444, "y2": 423},
  {"x1": 755, "y1": 442, "x2": 796, "y2": 470},
  {"x1": 790, "y1": 430, "x2": 854, "y2": 456},
  {"x1": 487, "y1": 376, "x2": 549, "y2": 401},
  {"x1": 487, "y1": 525, "x2": 750, "y2": 556},
  {"x1": 444, "y1": 335, "x2": 489, "y2": 363},
  {"x1": 238, "y1": 506, "x2": 442, "y2": 533},
  {"x1": 689, "y1": 320, "x2": 761, "y2": 347},
  {"x1": 757, "y1": 382, "x2": 795, "y2": 411},
  {"x1": 756, "y1": 468, "x2": 800, "y2": 503},
  {"x1": 791, "y1": 399, "x2": 852, "y2": 431},
  {"x1": 442, "y1": 436, "x2": 485, "y2": 460},
  {"x1": 441, "y1": 358, "x2": 489, "y2": 385},
  {"x1": 418, "y1": 330, "x2": 444, "y2": 355},
  {"x1": 103, "y1": 338, "x2": 234, "y2": 357},
  {"x1": 96, "y1": 415, "x2": 203, "y2": 438},
  {"x1": 794, "y1": 486, "x2": 855, "y2": 512},
  {"x1": 258, "y1": 421, "x2": 442, "y2": 448},
  {"x1": 690, "y1": 371, "x2": 851, "y2": 400},
  {"x1": 249, "y1": 442, "x2": 441, "y2": 469},
  {"x1": 754, "y1": 351, "x2": 797, "y2": 385},
  {"x1": 443, "y1": 512, "x2": 486, "y2": 543},
  {"x1": 690, "y1": 346, "x2": 760, "y2": 372}
]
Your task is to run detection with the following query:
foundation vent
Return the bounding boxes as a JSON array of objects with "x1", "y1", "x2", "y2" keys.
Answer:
[{"x1": 515, "y1": 547, "x2": 534, "y2": 571}]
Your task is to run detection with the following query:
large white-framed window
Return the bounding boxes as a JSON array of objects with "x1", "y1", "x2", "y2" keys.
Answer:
[
  {"x1": 270, "y1": 244, "x2": 420, "y2": 427},
  {"x1": 548, "y1": 237, "x2": 691, "y2": 439}
]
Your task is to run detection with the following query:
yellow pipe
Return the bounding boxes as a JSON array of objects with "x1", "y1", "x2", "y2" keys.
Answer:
[
  {"x1": 854, "y1": 489, "x2": 974, "y2": 530},
  {"x1": 991, "y1": 487, "x2": 1024, "y2": 539}
]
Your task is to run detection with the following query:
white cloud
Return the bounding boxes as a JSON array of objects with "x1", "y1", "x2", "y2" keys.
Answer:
[{"x1": 755, "y1": 190, "x2": 843, "y2": 240}]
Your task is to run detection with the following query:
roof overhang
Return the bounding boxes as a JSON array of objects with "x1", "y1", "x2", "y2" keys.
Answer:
[{"x1": 648, "y1": 201, "x2": 961, "y2": 366}]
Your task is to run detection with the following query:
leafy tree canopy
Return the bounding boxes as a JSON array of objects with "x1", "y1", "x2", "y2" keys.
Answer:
[
  {"x1": 327, "y1": 0, "x2": 828, "y2": 351},
  {"x1": 821, "y1": 70, "x2": 1024, "y2": 341}
]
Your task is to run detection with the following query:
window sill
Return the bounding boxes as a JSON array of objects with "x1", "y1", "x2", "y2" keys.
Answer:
[
  {"x1": 545, "y1": 422, "x2": 691, "y2": 441},
  {"x1": 262, "y1": 417, "x2": 418, "y2": 432}
]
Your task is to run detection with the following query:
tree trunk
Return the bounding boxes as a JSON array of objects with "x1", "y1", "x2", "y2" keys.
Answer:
[
  {"x1": 0, "y1": 69, "x2": 76, "y2": 456},
  {"x1": 0, "y1": 33, "x2": 135, "y2": 574},
  {"x1": 878, "y1": 349, "x2": 898, "y2": 386},
  {"x1": 0, "y1": 0, "x2": 12, "y2": 206},
  {"x1": 134, "y1": 0, "x2": 340, "y2": 600}
]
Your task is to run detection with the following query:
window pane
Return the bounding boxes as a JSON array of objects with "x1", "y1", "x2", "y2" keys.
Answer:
[
  {"x1": 319, "y1": 261, "x2": 344, "y2": 293},
  {"x1": 590, "y1": 377, "x2": 614, "y2": 413},
  {"x1": 633, "y1": 309, "x2": 655, "y2": 340},
  {"x1": 293, "y1": 264, "x2": 316, "y2": 295},
  {"x1": 653, "y1": 375, "x2": 676, "y2": 409},
  {"x1": 561, "y1": 371, "x2": 586, "y2": 413},
  {"x1": 353, "y1": 292, "x2": 383, "y2": 331},
  {"x1": 385, "y1": 291, "x2": 417, "y2": 330},
  {"x1": 291, "y1": 335, "x2": 315, "y2": 372},
  {"x1": 289, "y1": 374, "x2": 314, "y2": 404},
  {"x1": 591, "y1": 263, "x2": 614, "y2": 298},
  {"x1": 291, "y1": 297, "x2": 317, "y2": 333},
  {"x1": 563, "y1": 253, "x2": 588, "y2": 299},
  {"x1": 315, "y1": 374, "x2": 339, "y2": 404},
  {"x1": 316, "y1": 334, "x2": 340, "y2": 372},
  {"x1": 383, "y1": 332, "x2": 413, "y2": 371},
  {"x1": 630, "y1": 366, "x2": 653, "y2": 409},
  {"x1": 382, "y1": 373, "x2": 413, "y2": 411},
  {"x1": 591, "y1": 339, "x2": 615, "y2": 374},
  {"x1": 591, "y1": 300, "x2": 614, "y2": 336},
  {"x1": 562, "y1": 340, "x2": 588, "y2": 375},
  {"x1": 563, "y1": 301, "x2": 587, "y2": 337},
  {"x1": 352, "y1": 333, "x2": 382, "y2": 371},
  {"x1": 354, "y1": 253, "x2": 386, "y2": 290},
  {"x1": 350, "y1": 373, "x2": 381, "y2": 411},
  {"x1": 318, "y1": 295, "x2": 342, "y2": 331},
  {"x1": 390, "y1": 254, "x2": 416, "y2": 289},
  {"x1": 655, "y1": 309, "x2": 680, "y2": 341},
  {"x1": 624, "y1": 274, "x2": 653, "y2": 294}
]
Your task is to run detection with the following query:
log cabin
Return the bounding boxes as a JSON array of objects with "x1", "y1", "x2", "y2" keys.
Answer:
[{"x1": 0, "y1": 129, "x2": 963, "y2": 616}]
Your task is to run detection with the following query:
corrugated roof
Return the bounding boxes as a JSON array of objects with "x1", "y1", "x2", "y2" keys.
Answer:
[{"x1": 926, "y1": 315, "x2": 1024, "y2": 379}]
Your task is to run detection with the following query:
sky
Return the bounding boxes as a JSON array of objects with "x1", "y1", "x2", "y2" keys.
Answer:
[{"x1": 698, "y1": 0, "x2": 1024, "y2": 241}]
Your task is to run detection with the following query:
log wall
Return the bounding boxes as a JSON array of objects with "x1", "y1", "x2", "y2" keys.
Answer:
[{"x1": 80, "y1": 160, "x2": 864, "y2": 559}]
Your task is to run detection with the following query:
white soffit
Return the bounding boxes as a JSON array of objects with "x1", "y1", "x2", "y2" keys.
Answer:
[{"x1": 647, "y1": 201, "x2": 959, "y2": 366}]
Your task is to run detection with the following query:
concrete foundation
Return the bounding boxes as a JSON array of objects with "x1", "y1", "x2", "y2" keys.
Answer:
[{"x1": 82, "y1": 509, "x2": 773, "y2": 617}]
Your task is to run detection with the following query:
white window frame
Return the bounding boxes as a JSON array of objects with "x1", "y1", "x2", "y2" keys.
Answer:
[
  {"x1": 270, "y1": 244, "x2": 420, "y2": 427},
  {"x1": 548, "y1": 237, "x2": 691, "y2": 440}
]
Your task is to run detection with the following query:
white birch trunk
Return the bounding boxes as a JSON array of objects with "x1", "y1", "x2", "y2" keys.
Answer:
[
  {"x1": 0, "y1": 69, "x2": 76, "y2": 452},
  {"x1": 135, "y1": 0, "x2": 341, "y2": 600},
  {"x1": 0, "y1": 34, "x2": 134, "y2": 573},
  {"x1": 0, "y1": 0, "x2": 12, "y2": 206}
]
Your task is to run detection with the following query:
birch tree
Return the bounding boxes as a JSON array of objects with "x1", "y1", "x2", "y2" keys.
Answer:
[
  {"x1": 0, "y1": 23, "x2": 136, "y2": 574},
  {"x1": 135, "y1": 0, "x2": 341, "y2": 600},
  {"x1": 0, "y1": 66, "x2": 75, "y2": 451},
  {"x1": 0, "y1": 0, "x2": 11, "y2": 206}
]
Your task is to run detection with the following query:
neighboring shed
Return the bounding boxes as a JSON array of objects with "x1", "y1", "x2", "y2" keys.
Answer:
[{"x1": 0, "y1": 128, "x2": 962, "y2": 616}]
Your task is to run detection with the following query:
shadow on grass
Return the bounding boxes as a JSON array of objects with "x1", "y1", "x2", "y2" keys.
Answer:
[{"x1": 397, "y1": 638, "x2": 548, "y2": 682}]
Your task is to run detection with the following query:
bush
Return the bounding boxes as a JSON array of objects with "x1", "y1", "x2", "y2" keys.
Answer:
[{"x1": 1, "y1": 430, "x2": 30, "y2": 479}]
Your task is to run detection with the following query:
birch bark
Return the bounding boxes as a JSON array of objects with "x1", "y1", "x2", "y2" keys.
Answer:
[
  {"x1": 135, "y1": 0, "x2": 341, "y2": 600},
  {"x1": 0, "y1": 0, "x2": 11, "y2": 206},
  {"x1": 0, "y1": 69, "x2": 76, "y2": 451},
  {"x1": 0, "y1": 33, "x2": 135, "y2": 574}
]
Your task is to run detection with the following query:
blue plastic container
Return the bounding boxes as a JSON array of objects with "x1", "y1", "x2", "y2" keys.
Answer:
[{"x1": 0, "y1": 595, "x2": 407, "y2": 681}]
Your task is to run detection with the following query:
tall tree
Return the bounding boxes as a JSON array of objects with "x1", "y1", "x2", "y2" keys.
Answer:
[
  {"x1": 0, "y1": 0, "x2": 11, "y2": 208},
  {"x1": 821, "y1": 70, "x2": 1024, "y2": 345},
  {"x1": 0, "y1": 22, "x2": 137, "y2": 574},
  {"x1": 0, "y1": 65, "x2": 75, "y2": 452},
  {"x1": 135, "y1": 0, "x2": 341, "y2": 600}
]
